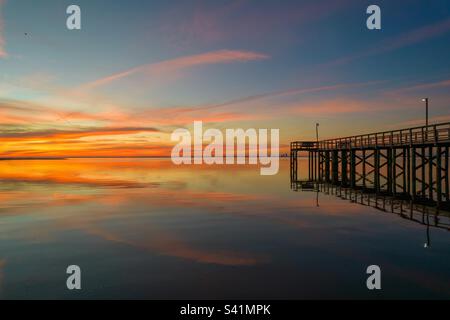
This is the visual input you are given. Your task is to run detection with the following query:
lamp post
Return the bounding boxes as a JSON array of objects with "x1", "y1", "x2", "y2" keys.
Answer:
[
  {"x1": 316, "y1": 123, "x2": 319, "y2": 143},
  {"x1": 422, "y1": 98, "x2": 429, "y2": 127}
]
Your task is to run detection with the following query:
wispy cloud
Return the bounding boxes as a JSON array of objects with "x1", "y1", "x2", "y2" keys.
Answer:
[
  {"x1": 159, "y1": 0, "x2": 358, "y2": 48},
  {"x1": 390, "y1": 114, "x2": 450, "y2": 128},
  {"x1": 137, "y1": 81, "x2": 387, "y2": 125},
  {"x1": 287, "y1": 98, "x2": 377, "y2": 116},
  {"x1": 325, "y1": 18, "x2": 450, "y2": 67},
  {"x1": 196, "y1": 80, "x2": 386, "y2": 112},
  {"x1": 82, "y1": 50, "x2": 269, "y2": 89},
  {"x1": 390, "y1": 78, "x2": 450, "y2": 94},
  {"x1": 377, "y1": 18, "x2": 450, "y2": 55},
  {"x1": 0, "y1": 126, "x2": 160, "y2": 140},
  {"x1": 0, "y1": 0, "x2": 7, "y2": 58}
]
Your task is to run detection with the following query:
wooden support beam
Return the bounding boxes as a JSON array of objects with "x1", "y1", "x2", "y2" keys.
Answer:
[
  {"x1": 325, "y1": 151, "x2": 330, "y2": 182},
  {"x1": 429, "y1": 146, "x2": 433, "y2": 201},
  {"x1": 445, "y1": 146, "x2": 449, "y2": 202},
  {"x1": 412, "y1": 147, "x2": 416, "y2": 200},
  {"x1": 332, "y1": 150, "x2": 339, "y2": 184},
  {"x1": 406, "y1": 147, "x2": 410, "y2": 195},
  {"x1": 421, "y1": 148, "x2": 426, "y2": 197},
  {"x1": 308, "y1": 151, "x2": 311, "y2": 181},
  {"x1": 350, "y1": 150, "x2": 356, "y2": 188},
  {"x1": 436, "y1": 146, "x2": 442, "y2": 206},
  {"x1": 362, "y1": 149, "x2": 367, "y2": 188},
  {"x1": 374, "y1": 148, "x2": 380, "y2": 194},
  {"x1": 405, "y1": 147, "x2": 409, "y2": 194},
  {"x1": 342, "y1": 150, "x2": 348, "y2": 186}
]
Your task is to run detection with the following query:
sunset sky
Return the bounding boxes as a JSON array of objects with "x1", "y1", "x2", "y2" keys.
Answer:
[{"x1": 1, "y1": 0, "x2": 450, "y2": 157}]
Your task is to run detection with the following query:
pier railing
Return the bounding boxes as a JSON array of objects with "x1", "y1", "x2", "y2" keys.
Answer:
[
  {"x1": 292, "y1": 122, "x2": 450, "y2": 151},
  {"x1": 290, "y1": 141, "x2": 318, "y2": 150}
]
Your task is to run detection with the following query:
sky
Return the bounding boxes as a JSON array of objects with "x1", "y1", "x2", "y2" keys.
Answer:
[{"x1": 1, "y1": 0, "x2": 450, "y2": 157}]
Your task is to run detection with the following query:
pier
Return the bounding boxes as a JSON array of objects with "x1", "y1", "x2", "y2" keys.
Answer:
[{"x1": 290, "y1": 122, "x2": 450, "y2": 208}]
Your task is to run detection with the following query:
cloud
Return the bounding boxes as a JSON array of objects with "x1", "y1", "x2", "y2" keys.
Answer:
[
  {"x1": 390, "y1": 79, "x2": 450, "y2": 93},
  {"x1": 325, "y1": 18, "x2": 450, "y2": 68},
  {"x1": 135, "y1": 81, "x2": 386, "y2": 125},
  {"x1": 0, "y1": 0, "x2": 6, "y2": 58},
  {"x1": 158, "y1": 0, "x2": 358, "y2": 48},
  {"x1": 287, "y1": 98, "x2": 380, "y2": 116},
  {"x1": 0, "y1": 126, "x2": 160, "y2": 140},
  {"x1": 377, "y1": 18, "x2": 450, "y2": 54},
  {"x1": 195, "y1": 80, "x2": 386, "y2": 112},
  {"x1": 82, "y1": 50, "x2": 269, "y2": 89},
  {"x1": 0, "y1": 80, "x2": 387, "y2": 158},
  {"x1": 390, "y1": 114, "x2": 450, "y2": 128}
]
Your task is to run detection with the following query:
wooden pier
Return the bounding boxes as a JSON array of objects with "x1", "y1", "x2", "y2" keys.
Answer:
[{"x1": 291, "y1": 122, "x2": 450, "y2": 208}]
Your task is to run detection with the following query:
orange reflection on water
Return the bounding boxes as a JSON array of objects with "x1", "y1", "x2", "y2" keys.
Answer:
[{"x1": 0, "y1": 159, "x2": 291, "y2": 267}]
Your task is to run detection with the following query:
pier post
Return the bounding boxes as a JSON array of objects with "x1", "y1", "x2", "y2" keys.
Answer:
[
  {"x1": 342, "y1": 150, "x2": 348, "y2": 186},
  {"x1": 387, "y1": 148, "x2": 393, "y2": 194},
  {"x1": 429, "y1": 146, "x2": 433, "y2": 201},
  {"x1": 325, "y1": 151, "x2": 330, "y2": 182},
  {"x1": 406, "y1": 147, "x2": 411, "y2": 195},
  {"x1": 332, "y1": 150, "x2": 339, "y2": 184},
  {"x1": 314, "y1": 151, "x2": 318, "y2": 181},
  {"x1": 318, "y1": 151, "x2": 323, "y2": 182},
  {"x1": 402, "y1": 148, "x2": 407, "y2": 194},
  {"x1": 411, "y1": 148, "x2": 416, "y2": 200},
  {"x1": 290, "y1": 150, "x2": 298, "y2": 182},
  {"x1": 374, "y1": 148, "x2": 380, "y2": 194},
  {"x1": 308, "y1": 151, "x2": 311, "y2": 181},
  {"x1": 436, "y1": 146, "x2": 442, "y2": 206},
  {"x1": 350, "y1": 150, "x2": 356, "y2": 188},
  {"x1": 362, "y1": 149, "x2": 367, "y2": 188},
  {"x1": 445, "y1": 146, "x2": 449, "y2": 201},
  {"x1": 421, "y1": 148, "x2": 426, "y2": 198}
]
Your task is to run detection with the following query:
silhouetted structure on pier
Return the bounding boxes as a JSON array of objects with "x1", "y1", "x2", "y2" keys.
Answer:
[{"x1": 291, "y1": 122, "x2": 450, "y2": 208}]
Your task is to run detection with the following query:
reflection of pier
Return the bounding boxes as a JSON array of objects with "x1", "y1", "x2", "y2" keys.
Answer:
[
  {"x1": 291, "y1": 122, "x2": 450, "y2": 208},
  {"x1": 291, "y1": 180, "x2": 450, "y2": 233}
]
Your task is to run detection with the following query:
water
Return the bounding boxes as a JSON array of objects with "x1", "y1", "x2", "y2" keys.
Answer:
[{"x1": 0, "y1": 158, "x2": 449, "y2": 299}]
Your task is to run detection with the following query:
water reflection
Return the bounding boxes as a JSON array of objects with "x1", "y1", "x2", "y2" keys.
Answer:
[
  {"x1": 0, "y1": 158, "x2": 449, "y2": 299},
  {"x1": 292, "y1": 180, "x2": 450, "y2": 247}
]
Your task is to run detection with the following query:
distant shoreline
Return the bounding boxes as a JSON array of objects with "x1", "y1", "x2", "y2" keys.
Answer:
[
  {"x1": 0, "y1": 156, "x2": 296, "y2": 161},
  {"x1": 0, "y1": 158, "x2": 67, "y2": 160}
]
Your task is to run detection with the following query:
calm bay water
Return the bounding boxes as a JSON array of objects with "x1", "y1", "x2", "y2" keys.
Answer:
[{"x1": 0, "y1": 158, "x2": 449, "y2": 299}]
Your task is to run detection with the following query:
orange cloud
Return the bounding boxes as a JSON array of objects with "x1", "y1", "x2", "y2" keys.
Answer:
[
  {"x1": 82, "y1": 50, "x2": 269, "y2": 89},
  {"x1": 292, "y1": 99, "x2": 371, "y2": 115},
  {"x1": 0, "y1": 80, "x2": 388, "y2": 158},
  {"x1": 0, "y1": 127, "x2": 160, "y2": 141}
]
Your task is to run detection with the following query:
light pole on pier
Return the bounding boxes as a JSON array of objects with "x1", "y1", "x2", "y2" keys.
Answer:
[
  {"x1": 316, "y1": 123, "x2": 319, "y2": 144},
  {"x1": 422, "y1": 98, "x2": 429, "y2": 127}
]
